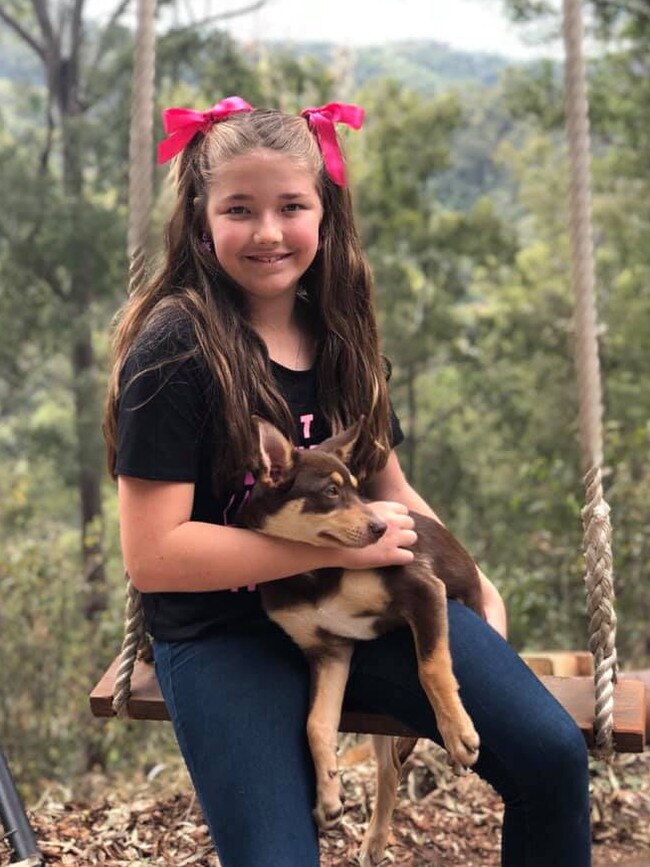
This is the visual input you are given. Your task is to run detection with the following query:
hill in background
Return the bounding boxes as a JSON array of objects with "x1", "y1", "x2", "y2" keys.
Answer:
[
  {"x1": 260, "y1": 39, "x2": 513, "y2": 91},
  {"x1": 0, "y1": 26, "x2": 517, "y2": 92}
]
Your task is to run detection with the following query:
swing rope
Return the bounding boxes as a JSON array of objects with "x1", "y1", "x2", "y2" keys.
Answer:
[
  {"x1": 111, "y1": 0, "x2": 621, "y2": 757},
  {"x1": 112, "y1": 0, "x2": 157, "y2": 720},
  {"x1": 562, "y1": 0, "x2": 617, "y2": 757}
]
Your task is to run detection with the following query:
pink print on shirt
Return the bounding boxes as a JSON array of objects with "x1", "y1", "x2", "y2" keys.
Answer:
[{"x1": 300, "y1": 413, "x2": 314, "y2": 440}]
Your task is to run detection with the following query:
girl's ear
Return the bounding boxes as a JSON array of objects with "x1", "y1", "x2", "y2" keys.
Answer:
[
  {"x1": 254, "y1": 417, "x2": 295, "y2": 486},
  {"x1": 317, "y1": 417, "x2": 364, "y2": 465}
]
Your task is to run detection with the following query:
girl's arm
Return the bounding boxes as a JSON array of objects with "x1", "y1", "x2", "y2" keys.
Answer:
[
  {"x1": 364, "y1": 451, "x2": 508, "y2": 639},
  {"x1": 119, "y1": 476, "x2": 417, "y2": 593}
]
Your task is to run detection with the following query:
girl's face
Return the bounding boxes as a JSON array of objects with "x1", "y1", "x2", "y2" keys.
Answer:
[{"x1": 206, "y1": 149, "x2": 323, "y2": 307}]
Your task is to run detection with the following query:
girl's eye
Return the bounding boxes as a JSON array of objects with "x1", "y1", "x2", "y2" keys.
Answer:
[
  {"x1": 324, "y1": 485, "x2": 340, "y2": 498},
  {"x1": 283, "y1": 203, "x2": 304, "y2": 213},
  {"x1": 226, "y1": 206, "x2": 249, "y2": 216}
]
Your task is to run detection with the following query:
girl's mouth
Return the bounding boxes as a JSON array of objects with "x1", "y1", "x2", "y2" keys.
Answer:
[{"x1": 245, "y1": 253, "x2": 291, "y2": 264}]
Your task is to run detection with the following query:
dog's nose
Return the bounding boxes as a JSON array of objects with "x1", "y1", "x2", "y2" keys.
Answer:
[{"x1": 368, "y1": 519, "x2": 387, "y2": 540}]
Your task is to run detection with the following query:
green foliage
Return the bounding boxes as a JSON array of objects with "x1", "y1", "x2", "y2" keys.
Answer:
[
  {"x1": 0, "y1": 488, "x2": 177, "y2": 798},
  {"x1": 501, "y1": 59, "x2": 565, "y2": 129}
]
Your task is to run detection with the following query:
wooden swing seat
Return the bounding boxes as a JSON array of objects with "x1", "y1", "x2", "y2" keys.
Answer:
[{"x1": 90, "y1": 652, "x2": 647, "y2": 753}]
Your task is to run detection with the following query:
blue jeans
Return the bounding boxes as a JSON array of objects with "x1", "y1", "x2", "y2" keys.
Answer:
[{"x1": 153, "y1": 601, "x2": 591, "y2": 867}]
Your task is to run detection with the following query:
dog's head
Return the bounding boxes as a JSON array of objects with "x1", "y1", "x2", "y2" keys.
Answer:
[{"x1": 237, "y1": 419, "x2": 387, "y2": 549}]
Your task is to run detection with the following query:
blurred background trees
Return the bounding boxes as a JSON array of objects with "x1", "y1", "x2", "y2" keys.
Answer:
[{"x1": 0, "y1": 0, "x2": 648, "y2": 793}]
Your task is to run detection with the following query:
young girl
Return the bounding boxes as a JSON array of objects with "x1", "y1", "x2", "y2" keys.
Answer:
[{"x1": 104, "y1": 98, "x2": 591, "y2": 867}]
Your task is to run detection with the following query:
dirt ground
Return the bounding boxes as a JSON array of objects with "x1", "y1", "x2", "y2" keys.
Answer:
[{"x1": 2, "y1": 742, "x2": 649, "y2": 866}]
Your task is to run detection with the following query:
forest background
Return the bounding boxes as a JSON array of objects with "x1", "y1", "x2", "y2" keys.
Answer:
[{"x1": 0, "y1": 0, "x2": 648, "y2": 797}]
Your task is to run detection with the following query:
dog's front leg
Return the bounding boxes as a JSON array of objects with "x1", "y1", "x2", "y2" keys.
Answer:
[
  {"x1": 307, "y1": 643, "x2": 354, "y2": 829},
  {"x1": 405, "y1": 573, "x2": 480, "y2": 771}
]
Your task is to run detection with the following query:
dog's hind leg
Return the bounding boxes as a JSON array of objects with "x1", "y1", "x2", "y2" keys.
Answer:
[
  {"x1": 359, "y1": 735, "x2": 418, "y2": 866},
  {"x1": 404, "y1": 574, "x2": 479, "y2": 771},
  {"x1": 307, "y1": 643, "x2": 354, "y2": 829}
]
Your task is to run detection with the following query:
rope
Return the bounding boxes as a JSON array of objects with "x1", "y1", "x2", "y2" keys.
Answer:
[
  {"x1": 127, "y1": 0, "x2": 157, "y2": 272},
  {"x1": 562, "y1": 0, "x2": 617, "y2": 757},
  {"x1": 112, "y1": 576, "x2": 146, "y2": 716},
  {"x1": 112, "y1": 0, "x2": 157, "y2": 719}
]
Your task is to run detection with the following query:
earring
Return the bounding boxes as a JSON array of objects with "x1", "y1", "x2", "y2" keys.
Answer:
[{"x1": 201, "y1": 232, "x2": 213, "y2": 251}]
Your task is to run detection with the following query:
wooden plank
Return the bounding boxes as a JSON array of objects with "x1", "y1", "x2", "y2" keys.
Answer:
[
  {"x1": 618, "y1": 670, "x2": 650, "y2": 742},
  {"x1": 340, "y1": 712, "x2": 419, "y2": 738},
  {"x1": 522, "y1": 656, "x2": 554, "y2": 676},
  {"x1": 521, "y1": 650, "x2": 593, "y2": 676},
  {"x1": 540, "y1": 675, "x2": 646, "y2": 752},
  {"x1": 90, "y1": 656, "x2": 170, "y2": 721},
  {"x1": 90, "y1": 656, "x2": 646, "y2": 751},
  {"x1": 90, "y1": 657, "x2": 418, "y2": 732}
]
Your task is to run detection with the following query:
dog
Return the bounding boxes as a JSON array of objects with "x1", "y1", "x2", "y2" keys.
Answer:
[{"x1": 238, "y1": 418, "x2": 483, "y2": 866}]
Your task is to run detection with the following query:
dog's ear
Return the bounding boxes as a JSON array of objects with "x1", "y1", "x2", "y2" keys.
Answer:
[
  {"x1": 317, "y1": 416, "x2": 364, "y2": 465},
  {"x1": 254, "y1": 418, "x2": 295, "y2": 486}
]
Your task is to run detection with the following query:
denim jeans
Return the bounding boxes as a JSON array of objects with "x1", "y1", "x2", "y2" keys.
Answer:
[{"x1": 153, "y1": 601, "x2": 591, "y2": 867}]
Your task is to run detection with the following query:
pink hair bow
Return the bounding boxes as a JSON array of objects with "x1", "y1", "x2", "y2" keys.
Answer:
[
  {"x1": 300, "y1": 102, "x2": 365, "y2": 187},
  {"x1": 157, "y1": 96, "x2": 253, "y2": 164}
]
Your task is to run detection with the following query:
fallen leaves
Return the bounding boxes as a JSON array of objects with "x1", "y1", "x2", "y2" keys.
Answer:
[{"x1": 1, "y1": 743, "x2": 649, "y2": 866}]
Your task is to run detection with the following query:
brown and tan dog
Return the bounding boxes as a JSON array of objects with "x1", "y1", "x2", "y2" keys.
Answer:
[{"x1": 238, "y1": 419, "x2": 483, "y2": 866}]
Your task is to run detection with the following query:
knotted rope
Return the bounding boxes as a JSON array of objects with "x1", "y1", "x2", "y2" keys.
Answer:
[
  {"x1": 562, "y1": 0, "x2": 617, "y2": 757},
  {"x1": 112, "y1": 0, "x2": 157, "y2": 719}
]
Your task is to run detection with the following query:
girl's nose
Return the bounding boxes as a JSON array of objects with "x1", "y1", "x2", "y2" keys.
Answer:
[{"x1": 253, "y1": 216, "x2": 282, "y2": 246}]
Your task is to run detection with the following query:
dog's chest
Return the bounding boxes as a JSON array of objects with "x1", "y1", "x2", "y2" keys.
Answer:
[{"x1": 263, "y1": 569, "x2": 394, "y2": 651}]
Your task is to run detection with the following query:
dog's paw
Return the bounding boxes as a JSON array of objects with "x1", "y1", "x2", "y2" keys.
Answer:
[
  {"x1": 358, "y1": 834, "x2": 392, "y2": 866},
  {"x1": 440, "y1": 711, "x2": 480, "y2": 769},
  {"x1": 313, "y1": 795, "x2": 344, "y2": 830}
]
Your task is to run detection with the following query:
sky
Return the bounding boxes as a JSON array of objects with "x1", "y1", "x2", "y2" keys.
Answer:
[
  {"x1": 101, "y1": 0, "x2": 563, "y2": 61},
  {"x1": 211, "y1": 0, "x2": 560, "y2": 58}
]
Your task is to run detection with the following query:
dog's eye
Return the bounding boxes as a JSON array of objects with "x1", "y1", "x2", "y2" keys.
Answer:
[{"x1": 324, "y1": 484, "x2": 340, "y2": 498}]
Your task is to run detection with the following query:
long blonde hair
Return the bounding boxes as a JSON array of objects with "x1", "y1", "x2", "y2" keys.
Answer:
[{"x1": 103, "y1": 108, "x2": 391, "y2": 490}]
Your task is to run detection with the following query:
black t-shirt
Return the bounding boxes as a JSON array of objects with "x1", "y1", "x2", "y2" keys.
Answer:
[{"x1": 116, "y1": 316, "x2": 404, "y2": 641}]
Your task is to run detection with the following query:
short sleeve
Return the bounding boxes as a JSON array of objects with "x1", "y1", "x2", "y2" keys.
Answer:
[
  {"x1": 388, "y1": 402, "x2": 404, "y2": 449},
  {"x1": 115, "y1": 322, "x2": 214, "y2": 481},
  {"x1": 382, "y1": 356, "x2": 404, "y2": 449}
]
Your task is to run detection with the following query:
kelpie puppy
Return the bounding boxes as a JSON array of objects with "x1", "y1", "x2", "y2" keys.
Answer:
[{"x1": 238, "y1": 419, "x2": 483, "y2": 866}]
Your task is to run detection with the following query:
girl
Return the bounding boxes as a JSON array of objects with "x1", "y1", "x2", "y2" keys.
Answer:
[{"x1": 104, "y1": 98, "x2": 591, "y2": 867}]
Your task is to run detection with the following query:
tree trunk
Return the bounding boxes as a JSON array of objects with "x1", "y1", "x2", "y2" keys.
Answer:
[
  {"x1": 48, "y1": 12, "x2": 108, "y2": 770},
  {"x1": 55, "y1": 47, "x2": 108, "y2": 624},
  {"x1": 71, "y1": 327, "x2": 107, "y2": 621}
]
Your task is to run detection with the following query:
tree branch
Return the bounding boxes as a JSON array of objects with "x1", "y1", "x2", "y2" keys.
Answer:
[
  {"x1": 189, "y1": 0, "x2": 266, "y2": 28},
  {"x1": 0, "y1": 6, "x2": 45, "y2": 60},
  {"x1": 30, "y1": 0, "x2": 57, "y2": 55},
  {"x1": 0, "y1": 218, "x2": 67, "y2": 301},
  {"x1": 38, "y1": 99, "x2": 56, "y2": 175},
  {"x1": 70, "y1": 0, "x2": 86, "y2": 70},
  {"x1": 89, "y1": 0, "x2": 131, "y2": 72}
]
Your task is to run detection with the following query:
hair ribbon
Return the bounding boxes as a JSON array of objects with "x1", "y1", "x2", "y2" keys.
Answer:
[
  {"x1": 157, "y1": 96, "x2": 253, "y2": 164},
  {"x1": 300, "y1": 103, "x2": 364, "y2": 187}
]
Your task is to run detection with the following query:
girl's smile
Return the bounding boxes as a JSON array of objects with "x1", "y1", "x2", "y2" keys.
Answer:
[
  {"x1": 244, "y1": 253, "x2": 292, "y2": 265},
  {"x1": 206, "y1": 149, "x2": 322, "y2": 305}
]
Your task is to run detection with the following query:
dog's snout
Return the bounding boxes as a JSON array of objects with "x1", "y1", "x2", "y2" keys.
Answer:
[{"x1": 369, "y1": 519, "x2": 387, "y2": 541}]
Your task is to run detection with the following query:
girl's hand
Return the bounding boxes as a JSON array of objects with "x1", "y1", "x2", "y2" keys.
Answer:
[{"x1": 338, "y1": 501, "x2": 417, "y2": 569}]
